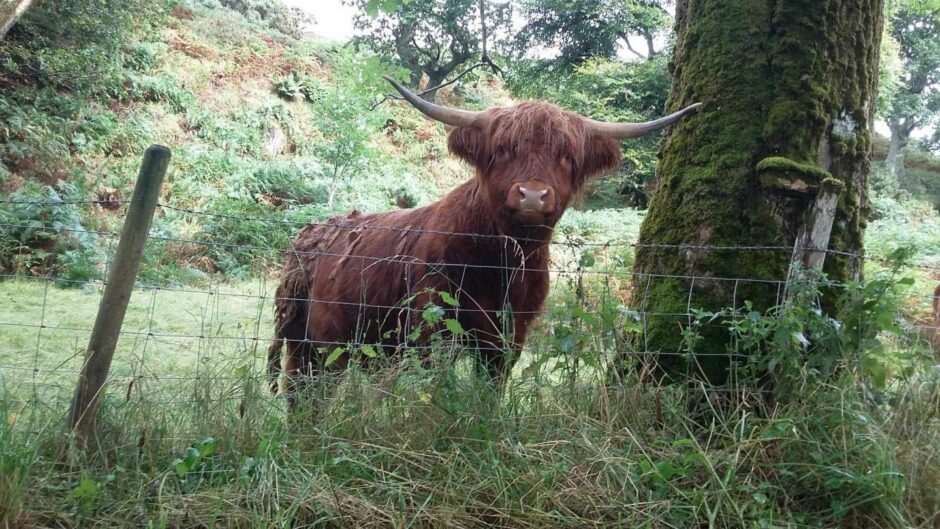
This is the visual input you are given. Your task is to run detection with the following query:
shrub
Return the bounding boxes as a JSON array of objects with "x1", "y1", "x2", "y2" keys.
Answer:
[
  {"x1": 274, "y1": 71, "x2": 323, "y2": 102},
  {"x1": 0, "y1": 0, "x2": 169, "y2": 97},
  {"x1": 198, "y1": 197, "x2": 299, "y2": 275},
  {"x1": 125, "y1": 75, "x2": 198, "y2": 113},
  {"x1": 0, "y1": 183, "x2": 104, "y2": 284},
  {"x1": 237, "y1": 160, "x2": 328, "y2": 206},
  {"x1": 124, "y1": 41, "x2": 171, "y2": 72},
  {"x1": 218, "y1": 0, "x2": 313, "y2": 38}
]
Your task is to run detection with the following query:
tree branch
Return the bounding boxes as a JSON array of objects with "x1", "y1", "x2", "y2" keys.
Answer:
[
  {"x1": 622, "y1": 36, "x2": 647, "y2": 60},
  {"x1": 370, "y1": 60, "x2": 495, "y2": 110},
  {"x1": 370, "y1": 0, "x2": 503, "y2": 110}
]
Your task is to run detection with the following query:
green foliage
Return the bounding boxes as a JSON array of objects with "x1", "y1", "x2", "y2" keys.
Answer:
[
  {"x1": 172, "y1": 437, "x2": 216, "y2": 478},
  {"x1": 704, "y1": 265, "x2": 917, "y2": 397},
  {"x1": 312, "y1": 87, "x2": 376, "y2": 207},
  {"x1": 124, "y1": 41, "x2": 171, "y2": 72},
  {"x1": 350, "y1": 0, "x2": 510, "y2": 99},
  {"x1": 198, "y1": 198, "x2": 299, "y2": 275},
  {"x1": 0, "y1": 0, "x2": 169, "y2": 96},
  {"x1": 273, "y1": 71, "x2": 322, "y2": 102},
  {"x1": 867, "y1": 193, "x2": 940, "y2": 264},
  {"x1": 0, "y1": 90, "x2": 72, "y2": 180},
  {"x1": 0, "y1": 182, "x2": 103, "y2": 284},
  {"x1": 126, "y1": 74, "x2": 198, "y2": 113},
  {"x1": 514, "y1": 0, "x2": 669, "y2": 65},
  {"x1": 882, "y1": 1, "x2": 940, "y2": 162},
  {"x1": 362, "y1": 0, "x2": 409, "y2": 17},
  {"x1": 216, "y1": 0, "x2": 313, "y2": 38},
  {"x1": 887, "y1": 2, "x2": 940, "y2": 125}
]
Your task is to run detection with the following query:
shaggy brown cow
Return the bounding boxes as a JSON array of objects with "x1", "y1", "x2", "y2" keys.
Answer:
[{"x1": 268, "y1": 77, "x2": 701, "y2": 406}]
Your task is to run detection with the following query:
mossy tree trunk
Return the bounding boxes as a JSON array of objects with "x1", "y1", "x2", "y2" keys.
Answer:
[{"x1": 629, "y1": 0, "x2": 884, "y2": 384}]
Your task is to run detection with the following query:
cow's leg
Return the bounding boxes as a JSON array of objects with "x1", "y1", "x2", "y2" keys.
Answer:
[
  {"x1": 288, "y1": 304, "x2": 355, "y2": 420},
  {"x1": 473, "y1": 311, "x2": 535, "y2": 386},
  {"x1": 280, "y1": 322, "x2": 317, "y2": 414}
]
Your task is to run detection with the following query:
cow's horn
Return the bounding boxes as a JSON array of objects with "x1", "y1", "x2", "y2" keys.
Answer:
[
  {"x1": 584, "y1": 103, "x2": 703, "y2": 139},
  {"x1": 383, "y1": 75, "x2": 481, "y2": 128}
]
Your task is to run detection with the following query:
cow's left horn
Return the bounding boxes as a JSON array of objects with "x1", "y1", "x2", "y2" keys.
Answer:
[
  {"x1": 584, "y1": 102, "x2": 703, "y2": 139},
  {"x1": 383, "y1": 76, "x2": 482, "y2": 128}
]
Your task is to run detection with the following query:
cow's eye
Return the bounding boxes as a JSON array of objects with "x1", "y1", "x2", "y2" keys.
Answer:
[{"x1": 495, "y1": 145, "x2": 510, "y2": 159}]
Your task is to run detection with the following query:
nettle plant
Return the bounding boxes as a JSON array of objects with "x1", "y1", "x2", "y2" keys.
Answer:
[{"x1": 682, "y1": 250, "x2": 920, "y2": 399}]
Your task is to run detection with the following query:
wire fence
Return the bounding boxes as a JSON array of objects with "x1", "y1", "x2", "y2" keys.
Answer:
[{"x1": 1, "y1": 194, "x2": 938, "y2": 421}]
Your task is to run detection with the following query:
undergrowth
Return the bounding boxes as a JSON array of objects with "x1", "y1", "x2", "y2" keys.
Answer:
[{"x1": 0, "y1": 268, "x2": 938, "y2": 528}]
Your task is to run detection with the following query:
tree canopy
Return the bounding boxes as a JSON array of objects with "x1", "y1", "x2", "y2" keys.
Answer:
[
  {"x1": 882, "y1": 0, "x2": 940, "y2": 179},
  {"x1": 349, "y1": 0, "x2": 510, "y2": 101},
  {"x1": 514, "y1": 0, "x2": 669, "y2": 66}
]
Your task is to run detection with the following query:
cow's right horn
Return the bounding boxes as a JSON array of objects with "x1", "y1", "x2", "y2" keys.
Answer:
[
  {"x1": 383, "y1": 76, "x2": 482, "y2": 128},
  {"x1": 584, "y1": 103, "x2": 703, "y2": 139}
]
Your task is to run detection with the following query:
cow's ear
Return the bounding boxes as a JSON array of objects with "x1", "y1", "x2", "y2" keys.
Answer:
[
  {"x1": 581, "y1": 136, "x2": 622, "y2": 182},
  {"x1": 448, "y1": 127, "x2": 485, "y2": 167}
]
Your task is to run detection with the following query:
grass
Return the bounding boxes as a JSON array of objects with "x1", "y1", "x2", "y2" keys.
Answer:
[
  {"x1": 0, "y1": 277, "x2": 273, "y2": 400},
  {"x1": 1, "y1": 259, "x2": 939, "y2": 527}
]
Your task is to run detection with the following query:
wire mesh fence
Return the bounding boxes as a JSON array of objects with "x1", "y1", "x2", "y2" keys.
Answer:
[{"x1": 1, "y1": 193, "x2": 938, "y2": 426}]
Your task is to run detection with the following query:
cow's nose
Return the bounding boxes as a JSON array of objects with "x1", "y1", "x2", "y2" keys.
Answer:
[
  {"x1": 518, "y1": 186, "x2": 548, "y2": 210},
  {"x1": 509, "y1": 182, "x2": 555, "y2": 214}
]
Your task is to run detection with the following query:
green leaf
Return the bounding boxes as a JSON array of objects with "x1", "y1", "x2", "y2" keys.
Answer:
[
  {"x1": 324, "y1": 348, "x2": 345, "y2": 367},
  {"x1": 579, "y1": 252, "x2": 596, "y2": 268},
  {"x1": 445, "y1": 319, "x2": 465, "y2": 335},
  {"x1": 172, "y1": 458, "x2": 190, "y2": 477},
  {"x1": 195, "y1": 437, "x2": 215, "y2": 458},
  {"x1": 422, "y1": 303, "x2": 444, "y2": 324},
  {"x1": 361, "y1": 344, "x2": 377, "y2": 358},
  {"x1": 572, "y1": 306, "x2": 599, "y2": 325},
  {"x1": 365, "y1": 0, "x2": 404, "y2": 17},
  {"x1": 71, "y1": 477, "x2": 98, "y2": 499},
  {"x1": 439, "y1": 291, "x2": 459, "y2": 307}
]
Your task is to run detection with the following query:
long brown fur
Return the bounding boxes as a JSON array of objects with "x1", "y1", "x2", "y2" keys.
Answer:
[{"x1": 268, "y1": 101, "x2": 622, "y2": 407}]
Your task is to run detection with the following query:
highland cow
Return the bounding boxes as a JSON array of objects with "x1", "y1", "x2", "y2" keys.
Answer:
[{"x1": 268, "y1": 76, "x2": 701, "y2": 407}]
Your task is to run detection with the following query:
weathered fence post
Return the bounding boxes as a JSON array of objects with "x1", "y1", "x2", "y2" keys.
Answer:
[
  {"x1": 784, "y1": 178, "x2": 845, "y2": 300},
  {"x1": 791, "y1": 178, "x2": 844, "y2": 273},
  {"x1": 67, "y1": 145, "x2": 170, "y2": 445}
]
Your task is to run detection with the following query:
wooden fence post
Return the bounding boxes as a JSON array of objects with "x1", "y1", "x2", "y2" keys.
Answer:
[
  {"x1": 67, "y1": 145, "x2": 170, "y2": 445},
  {"x1": 785, "y1": 178, "x2": 844, "y2": 299}
]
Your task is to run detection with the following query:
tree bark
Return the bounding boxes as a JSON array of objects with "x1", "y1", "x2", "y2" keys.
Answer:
[
  {"x1": 886, "y1": 119, "x2": 910, "y2": 186},
  {"x1": 0, "y1": 0, "x2": 33, "y2": 38},
  {"x1": 628, "y1": 0, "x2": 883, "y2": 384}
]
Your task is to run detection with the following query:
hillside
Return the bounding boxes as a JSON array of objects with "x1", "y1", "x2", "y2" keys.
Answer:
[{"x1": 0, "y1": 1, "x2": 493, "y2": 282}]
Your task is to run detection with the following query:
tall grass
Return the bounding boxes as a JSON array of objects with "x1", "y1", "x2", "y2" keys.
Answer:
[{"x1": 0, "y1": 270, "x2": 938, "y2": 528}]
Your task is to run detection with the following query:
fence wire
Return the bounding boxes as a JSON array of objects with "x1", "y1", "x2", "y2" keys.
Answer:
[{"x1": 1, "y1": 198, "x2": 937, "y2": 416}]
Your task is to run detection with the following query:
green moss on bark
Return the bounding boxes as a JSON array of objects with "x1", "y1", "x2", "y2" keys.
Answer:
[{"x1": 631, "y1": 0, "x2": 883, "y2": 384}]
